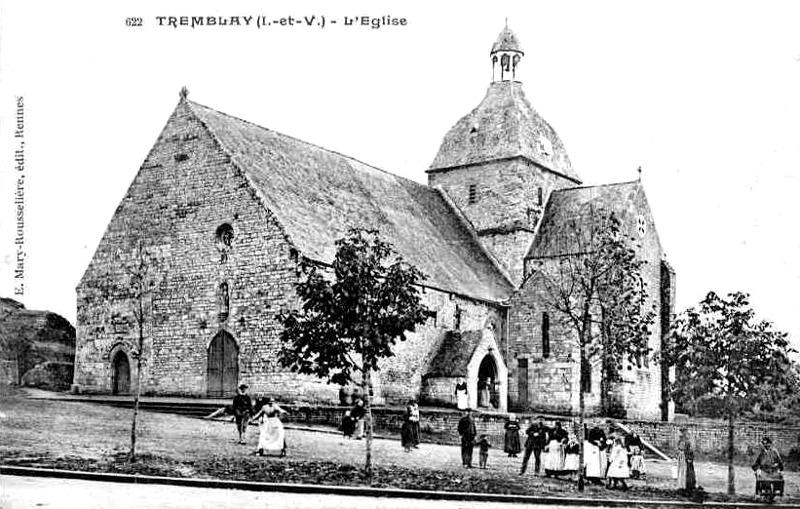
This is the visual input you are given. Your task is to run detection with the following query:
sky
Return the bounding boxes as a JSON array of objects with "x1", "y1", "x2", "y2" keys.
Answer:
[{"x1": 1, "y1": 1, "x2": 799, "y2": 345}]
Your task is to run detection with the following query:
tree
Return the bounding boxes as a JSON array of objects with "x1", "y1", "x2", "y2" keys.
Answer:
[
  {"x1": 529, "y1": 211, "x2": 654, "y2": 491},
  {"x1": 87, "y1": 223, "x2": 163, "y2": 463},
  {"x1": 661, "y1": 291, "x2": 795, "y2": 495},
  {"x1": 278, "y1": 228, "x2": 429, "y2": 481}
]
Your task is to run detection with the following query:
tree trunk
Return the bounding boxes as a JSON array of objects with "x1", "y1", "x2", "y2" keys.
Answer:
[
  {"x1": 129, "y1": 307, "x2": 144, "y2": 463},
  {"x1": 363, "y1": 366, "x2": 374, "y2": 483},
  {"x1": 727, "y1": 413, "x2": 735, "y2": 495},
  {"x1": 577, "y1": 331, "x2": 586, "y2": 491}
]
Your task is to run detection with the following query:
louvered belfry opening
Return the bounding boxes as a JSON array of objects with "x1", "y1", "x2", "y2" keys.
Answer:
[{"x1": 207, "y1": 330, "x2": 239, "y2": 397}]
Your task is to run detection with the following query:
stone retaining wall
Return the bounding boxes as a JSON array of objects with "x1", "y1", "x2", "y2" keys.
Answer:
[{"x1": 283, "y1": 405, "x2": 800, "y2": 462}]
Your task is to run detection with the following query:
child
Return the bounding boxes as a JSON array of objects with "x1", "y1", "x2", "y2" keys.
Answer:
[
  {"x1": 606, "y1": 437, "x2": 630, "y2": 490},
  {"x1": 340, "y1": 410, "x2": 355, "y2": 442},
  {"x1": 477, "y1": 434, "x2": 491, "y2": 469},
  {"x1": 627, "y1": 433, "x2": 646, "y2": 479}
]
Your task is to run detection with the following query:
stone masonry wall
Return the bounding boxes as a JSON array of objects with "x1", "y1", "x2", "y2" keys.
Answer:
[
  {"x1": 506, "y1": 184, "x2": 666, "y2": 420},
  {"x1": 74, "y1": 99, "x2": 335, "y2": 399},
  {"x1": 429, "y1": 158, "x2": 574, "y2": 286},
  {"x1": 74, "y1": 100, "x2": 506, "y2": 403},
  {"x1": 380, "y1": 287, "x2": 504, "y2": 405}
]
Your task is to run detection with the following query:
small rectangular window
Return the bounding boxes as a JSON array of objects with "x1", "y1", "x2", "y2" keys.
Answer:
[
  {"x1": 468, "y1": 184, "x2": 477, "y2": 204},
  {"x1": 537, "y1": 187, "x2": 543, "y2": 206}
]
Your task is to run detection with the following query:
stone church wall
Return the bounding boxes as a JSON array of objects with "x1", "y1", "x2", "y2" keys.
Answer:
[
  {"x1": 380, "y1": 287, "x2": 504, "y2": 405},
  {"x1": 507, "y1": 187, "x2": 666, "y2": 420},
  {"x1": 429, "y1": 158, "x2": 573, "y2": 285}
]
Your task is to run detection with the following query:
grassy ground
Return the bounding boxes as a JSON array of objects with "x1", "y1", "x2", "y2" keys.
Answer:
[{"x1": 0, "y1": 391, "x2": 794, "y2": 503}]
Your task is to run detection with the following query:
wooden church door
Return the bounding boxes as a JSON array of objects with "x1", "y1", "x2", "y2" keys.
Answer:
[
  {"x1": 207, "y1": 331, "x2": 238, "y2": 397},
  {"x1": 112, "y1": 351, "x2": 130, "y2": 395}
]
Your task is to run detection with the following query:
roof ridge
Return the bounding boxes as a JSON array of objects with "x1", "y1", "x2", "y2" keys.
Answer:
[
  {"x1": 187, "y1": 99, "x2": 429, "y2": 191},
  {"x1": 553, "y1": 180, "x2": 640, "y2": 194}
]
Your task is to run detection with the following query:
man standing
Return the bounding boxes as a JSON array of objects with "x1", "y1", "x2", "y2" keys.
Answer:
[
  {"x1": 520, "y1": 416, "x2": 548, "y2": 475},
  {"x1": 457, "y1": 408, "x2": 477, "y2": 468},
  {"x1": 232, "y1": 383, "x2": 253, "y2": 444}
]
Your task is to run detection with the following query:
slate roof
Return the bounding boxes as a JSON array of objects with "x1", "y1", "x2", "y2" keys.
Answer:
[
  {"x1": 425, "y1": 330, "x2": 484, "y2": 378},
  {"x1": 187, "y1": 101, "x2": 515, "y2": 303},
  {"x1": 428, "y1": 81, "x2": 580, "y2": 183},
  {"x1": 526, "y1": 181, "x2": 643, "y2": 259},
  {"x1": 491, "y1": 26, "x2": 524, "y2": 55}
]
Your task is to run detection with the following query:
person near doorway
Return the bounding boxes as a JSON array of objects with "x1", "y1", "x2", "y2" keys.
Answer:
[
  {"x1": 477, "y1": 434, "x2": 491, "y2": 469},
  {"x1": 251, "y1": 397, "x2": 288, "y2": 457},
  {"x1": 520, "y1": 416, "x2": 548, "y2": 475},
  {"x1": 455, "y1": 378, "x2": 468, "y2": 410},
  {"x1": 478, "y1": 378, "x2": 491, "y2": 408},
  {"x1": 457, "y1": 408, "x2": 477, "y2": 468},
  {"x1": 231, "y1": 384, "x2": 253, "y2": 444}
]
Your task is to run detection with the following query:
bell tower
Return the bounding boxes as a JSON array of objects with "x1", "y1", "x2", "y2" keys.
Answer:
[
  {"x1": 427, "y1": 25, "x2": 581, "y2": 286},
  {"x1": 491, "y1": 23, "x2": 524, "y2": 82}
]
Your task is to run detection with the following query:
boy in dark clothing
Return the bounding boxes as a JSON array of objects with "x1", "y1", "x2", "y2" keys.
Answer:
[
  {"x1": 477, "y1": 434, "x2": 491, "y2": 469},
  {"x1": 232, "y1": 384, "x2": 253, "y2": 444}
]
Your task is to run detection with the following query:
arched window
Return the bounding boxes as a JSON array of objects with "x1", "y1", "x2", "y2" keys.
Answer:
[
  {"x1": 454, "y1": 305, "x2": 462, "y2": 331},
  {"x1": 218, "y1": 281, "x2": 230, "y2": 322},
  {"x1": 537, "y1": 187, "x2": 543, "y2": 206},
  {"x1": 215, "y1": 223, "x2": 234, "y2": 247},
  {"x1": 542, "y1": 312, "x2": 550, "y2": 358}
]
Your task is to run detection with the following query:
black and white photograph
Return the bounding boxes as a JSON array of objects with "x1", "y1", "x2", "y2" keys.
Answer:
[{"x1": 1, "y1": 1, "x2": 799, "y2": 507}]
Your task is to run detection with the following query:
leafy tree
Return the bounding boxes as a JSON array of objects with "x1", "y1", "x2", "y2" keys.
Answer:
[
  {"x1": 661, "y1": 291, "x2": 795, "y2": 495},
  {"x1": 278, "y1": 228, "x2": 428, "y2": 481},
  {"x1": 529, "y1": 211, "x2": 654, "y2": 490}
]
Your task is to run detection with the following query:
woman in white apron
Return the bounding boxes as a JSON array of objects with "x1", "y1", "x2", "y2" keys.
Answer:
[
  {"x1": 251, "y1": 397, "x2": 289, "y2": 457},
  {"x1": 454, "y1": 378, "x2": 468, "y2": 410}
]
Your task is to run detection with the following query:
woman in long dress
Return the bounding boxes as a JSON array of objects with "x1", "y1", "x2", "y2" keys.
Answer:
[
  {"x1": 401, "y1": 402, "x2": 415, "y2": 452},
  {"x1": 676, "y1": 428, "x2": 696, "y2": 494},
  {"x1": 585, "y1": 426, "x2": 608, "y2": 484},
  {"x1": 503, "y1": 414, "x2": 522, "y2": 457},
  {"x1": 543, "y1": 421, "x2": 567, "y2": 477},
  {"x1": 250, "y1": 397, "x2": 288, "y2": 457},
  {"x1": 478, "y1": 378, "x2": 491, "y2": 408},
  {"x1": 563, "y1": 433, "x2": 580, "y2": 477},
  {"x1": 455, "y1": 378, "x2": 468, "y2": 410}
]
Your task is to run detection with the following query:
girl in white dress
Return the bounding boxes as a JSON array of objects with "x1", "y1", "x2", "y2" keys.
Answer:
[
  {"x1": 251, "y1": 397, "x2": 289, "y2": 457},
  {"x1": 605, "y1": 437, "x2": 630, "y2": 490}
]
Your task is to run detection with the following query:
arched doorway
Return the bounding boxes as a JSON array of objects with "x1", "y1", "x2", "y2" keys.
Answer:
[
  {"x1": 111, "y1": 351, "x2": 130, "y2": 395},
  {"x1": 477, "y1": 354, "x2": 498, "y2": 409},
  {"x1": 207, "y1": 330, "x2": 239, "y2": 397}
]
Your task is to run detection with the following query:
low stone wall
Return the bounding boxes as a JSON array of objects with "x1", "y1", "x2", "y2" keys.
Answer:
[{"x1": 282, "y1": 405, "x2": 800, "y2": 462}]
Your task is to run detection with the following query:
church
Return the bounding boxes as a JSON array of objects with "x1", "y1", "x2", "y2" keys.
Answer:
[{"x1": 73, "y1": 26, "x2": 675, "y2": 421}]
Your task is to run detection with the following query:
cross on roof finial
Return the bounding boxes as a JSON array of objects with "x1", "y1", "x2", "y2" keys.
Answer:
[
  {"x1": 179, "y1": 86, "x2": 189, "y2": 100},
  {"x1": 505, "y1": 17, "x2": 508, "y2": 28},
  {"x1": 637, "y1": 166, "x2": 642, "y2": 181}
]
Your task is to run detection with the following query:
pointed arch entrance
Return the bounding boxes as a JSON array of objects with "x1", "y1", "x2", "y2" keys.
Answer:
[
  {"x1": 477, "y1": 354, "x2": 498, "y2": 408},
  {"x1": 111, "y1": 351, "x2": 130, "y2": 395},
  {"x1": 207, "y1": 330, "x2": 239, "y2": 397}
]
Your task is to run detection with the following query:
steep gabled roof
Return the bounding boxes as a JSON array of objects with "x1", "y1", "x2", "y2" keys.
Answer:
[
  {"x1": 425, "y1": 330, "x2": 484, "y2": 378},
  {"x1": 526, "y1": 180, "x2": 657, "y2": 259},
  {"x1": 187, "y1": 101, "x2": 514, "y2": 303}
]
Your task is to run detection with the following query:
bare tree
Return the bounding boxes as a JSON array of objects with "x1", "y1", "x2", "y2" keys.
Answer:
[{"x1": 528, "y1": 211, "x2": 654, "y2": 490}]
